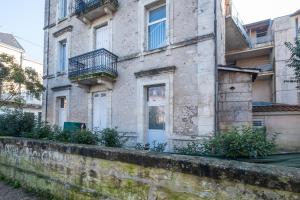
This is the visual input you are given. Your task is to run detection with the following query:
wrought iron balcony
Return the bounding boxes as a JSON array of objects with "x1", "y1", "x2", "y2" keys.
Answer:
[
  {"x1": 75, "y1": 0, "x2": 118, "y2": 23},
  {"x1": 69, "y1": 49, "x2": 118, "y2": 85}
]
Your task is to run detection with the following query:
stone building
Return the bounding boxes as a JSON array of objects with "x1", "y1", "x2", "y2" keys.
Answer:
[
  {"x1": 43, "y1": 0, "x2": 299, "y2": 151},
  {"x1": 225, "y1": 0, "x2": 300, "y2": 151},
  {"x1": 0, "y1": 32, "x2": 43, "y2": 117},
  {"x1": 43, "y1": 0, "x2": 236, "y2": 149}
]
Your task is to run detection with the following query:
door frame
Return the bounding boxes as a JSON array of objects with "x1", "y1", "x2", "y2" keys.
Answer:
[
  {"x1": 136, "y1": 74, "x2": 174, "y2": 148},
  {"x1": 91, "y1": 17, "x2": 112, "y2": 51},
  {"x1": 53, "y1": 90, "x2": 70, "y2": 127},
  {"x1": 92, "y1": 91, "x2": 109, "y2": 131},
  {"x1": 88, "y1": 86, "x2": 112, "y2": 130},
  {"x1": 146, "y1": 85, "x2": 167, "y2": 146}
]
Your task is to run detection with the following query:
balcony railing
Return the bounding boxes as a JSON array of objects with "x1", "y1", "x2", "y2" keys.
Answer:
[
  {"x1": 75, "y1": 0, "x2": 118, "y2": 15},
  {"x1": 230, "y1": 4, "x2": 252, "y2": 47},
  {"x1": 69, "y1": 49, "x2": 118, "y2": 81}
]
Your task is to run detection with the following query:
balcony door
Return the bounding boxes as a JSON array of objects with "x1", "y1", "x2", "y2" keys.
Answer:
[
  {"x1": 147, "y1": 85, "x2": 166, "y2": 146},
  {"x1": 92, "y1": 92, "x2": 108, "y2": 131},
  {"x1": 95, "y1": 24, "x2": 110, "y2": 50}
]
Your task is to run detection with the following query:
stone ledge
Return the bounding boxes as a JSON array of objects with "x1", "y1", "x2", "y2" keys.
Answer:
[
  {"x1": 0, "y1": 137, "x2": 299, "y2": 193},
  {"x1": 134, "y1": 66, "x2": 176, "y2": 78}
]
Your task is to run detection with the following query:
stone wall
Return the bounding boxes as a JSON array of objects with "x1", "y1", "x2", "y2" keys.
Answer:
[
  {"x1": 253, "y1": 111, "x2": 300, "y2": 152},
  {"x1": 0, "y1": 137, "x2": 299, "y2": 200},
  {"x1": 218, "y1": 70, "x2": 253, "y2": 129}
]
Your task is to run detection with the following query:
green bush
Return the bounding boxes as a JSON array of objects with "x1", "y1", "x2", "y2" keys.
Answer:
[
  {"x1": 99, "y1": 128, "x2": 127, "y2": 148},
  {"x1": 174, "y1": 141, "x2": 205, "y2": 155},
  {"x1": 150, "y1": 141, "x2": 167, "y2": 153},
  {"x1": 0, "y1": 110, "x2": 35, "y2": 137},
  {"x1": 22, "y1": 122, "x2": 54, "y2": 140},
  {"x1": 135, "y1": 141, "x2": 167, "y2": 152},
  {"x1": 72, "y1": 130, "x2": 99, "y2": 145},
  {"x1": 175, "y1": 127, "x2": 277, "y2": 159}
]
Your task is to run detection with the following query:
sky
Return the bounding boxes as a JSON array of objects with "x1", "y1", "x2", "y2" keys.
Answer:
[
  {"x1": 0, "y1": 0, "x2": 299, "y2": 63},
  {"x1": 0, "y1": 1, "x2": 44, "y2": 62},
  {"x1": 233, "y1": 0, "x2": 300, "y2": 24}
]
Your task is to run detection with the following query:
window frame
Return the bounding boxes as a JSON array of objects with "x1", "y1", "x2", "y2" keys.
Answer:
[
  {"x1": 58, "y1": 0, "x2": 68, "y2": 20},
  {"x1": 58, "y1": 39, "x2": 68, "y2": 73},
  {"x1": 147, "y1": 4, "x2": 167, "y2": 51}
]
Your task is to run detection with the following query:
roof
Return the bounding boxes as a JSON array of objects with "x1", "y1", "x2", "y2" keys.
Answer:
[
  {"x1": 291, "y1": 9, "x2": 300, "y2": 17},
  {"x1": 253, "y1": 103, "x2": 300, "y2": 112},
  {"x1": 0, "y1": 32, "x2": 24, "y2": 51},
  {"x1": 245, "y1": 19, "x2": 272, "y2": 30}
]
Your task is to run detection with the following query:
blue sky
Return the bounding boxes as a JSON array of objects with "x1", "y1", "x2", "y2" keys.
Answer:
[
  {"x1": 0, "y1": 0, "x2": 299, "y2": 63},
  {"x1": 0, "y1": 0, "x2": 44, "y2": 62}
]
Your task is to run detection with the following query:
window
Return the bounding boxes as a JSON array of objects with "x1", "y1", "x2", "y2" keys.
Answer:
[
  {"x1": 58, "y1": 40, "x2": 67, "y2": 72},
  {"x1": 256, "y1": 30, "x2": 267, "y2": 38},
  {"x1": 253, "y1": 120, "x2": 265, "y2": 128},
  {"x1": 60, "y1": 97, "x2": 67, "y2": 109},
  {"x1": 148, "y1": 5, "x2": 167, "y2": 50},
  {"x1": 59, "y1": 0, "x2": 68, "y2": 19},
  {"x1": 38, "y1": 112, "x2": 42, "y2": 124}
]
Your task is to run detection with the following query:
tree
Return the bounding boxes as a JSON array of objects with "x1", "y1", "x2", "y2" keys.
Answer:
[
  {"x1": 0, "y1": 53, "x2": 44, "y2": 108},
  {"x1": 285, "y1": 39, "x2": 300, "y2": 87}
]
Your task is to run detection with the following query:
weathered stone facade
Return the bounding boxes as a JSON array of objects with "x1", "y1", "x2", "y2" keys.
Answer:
[
  {"x1": 0, "y1": 137, "x2": 299, "y2": 200},
  {"x1": 43, "y1": 0, "x2": 227, "y2": 148},
  {"x1": 218, "y1": 67, "x2": 258, "y2": 130}
]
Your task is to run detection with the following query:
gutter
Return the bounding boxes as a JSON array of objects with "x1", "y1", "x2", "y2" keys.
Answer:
[
  {"x1": 214, "y1": 0, "x2": 219, "y2": 134},
  {"x1": 45, "y1": 0, "x2": 51, "y2": 122}
]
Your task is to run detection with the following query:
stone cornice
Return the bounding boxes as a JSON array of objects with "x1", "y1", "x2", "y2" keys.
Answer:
[
  {"x1": 53, "y1": 26, "x2": 73, "y2": 38},
  {"x1": 134, "y1": 66, "x2": 176, "y2": 78}
]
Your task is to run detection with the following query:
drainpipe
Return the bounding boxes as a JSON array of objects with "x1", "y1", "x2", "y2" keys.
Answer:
[
  {"x1": 214, "y1": 0, "x2": 219, "y2": 135},
  {"x1": 45, "y1": 0, "x2": 51, "y2": 122}
]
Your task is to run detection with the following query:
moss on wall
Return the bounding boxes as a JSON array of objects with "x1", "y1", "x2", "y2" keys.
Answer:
[{"x1": 0, "y1": 137, "x2": 299, "y2": 200}]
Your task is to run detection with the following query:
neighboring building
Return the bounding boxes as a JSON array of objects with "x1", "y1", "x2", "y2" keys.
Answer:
[
  {"x1": 225, "y1": 0, "x2": 300, "y2": 151},
  {"x1": 0, "y1": 32, "x2": 43, "y2": 117}
]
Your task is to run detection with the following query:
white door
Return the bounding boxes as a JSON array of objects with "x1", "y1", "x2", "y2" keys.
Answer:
[
  {"x1": 147, "y1": 85, "x2": 167, "y2": 146},
  {"x1": 93, "y1": 92, "x2": 108, "y2": 131},
  {"x1": 58, "y1": 97, "x2": 67, "y2": 129},
  {"x1": 95, "y1": 25, "x2": 110, "y2": 50}
]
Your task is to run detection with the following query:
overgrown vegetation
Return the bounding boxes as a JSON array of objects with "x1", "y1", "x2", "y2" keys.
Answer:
[
  {"x1": 0, "y1": 111, "x2": 124, "y2": 146},
  {"x1": 0, "y1": 54, "x2": 44, "y2": 108},
  {"x1": 135, "y1": 141, "x2": 167, "y2": 152},
  {"x1": 285, "y1": 39, "x2": 300, "y2": 88},
  {"x1": 175, "y1": 127, "x2": 277, "y2": 159},
  {"x1": 99, "y1": 128, "x2": 127, "y2": 147}
]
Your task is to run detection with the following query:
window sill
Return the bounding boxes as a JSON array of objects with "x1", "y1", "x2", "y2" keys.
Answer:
[
  {"x1": 56, "y1": 72, "x2": 67, "y2": 77},
  {"x1": 57, "y1": 17, "x2": 68, "y2": 24},
  {"x1": 144, "y1": 45, "x2": 168, "y2": 55}
]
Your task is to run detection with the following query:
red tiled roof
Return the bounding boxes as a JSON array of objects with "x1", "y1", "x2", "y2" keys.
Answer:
[{"x1": 253, "y1": 104, "x2": 300, "y2": 112}]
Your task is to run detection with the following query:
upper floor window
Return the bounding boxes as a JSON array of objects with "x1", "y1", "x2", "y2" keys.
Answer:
[
  {"x1": 148, "y1": 5, "x2": 167, "y2": 50},
  {"x1": 58, "y1": 40, "x2": 67, "y2": 72},
  {"x1": 58, "y1": 0, "x2": 68, "y2": 19}
]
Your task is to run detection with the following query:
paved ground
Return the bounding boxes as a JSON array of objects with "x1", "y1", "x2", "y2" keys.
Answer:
[{"x1": 0, "y1": 182, "x2": 38, "y2": 200}]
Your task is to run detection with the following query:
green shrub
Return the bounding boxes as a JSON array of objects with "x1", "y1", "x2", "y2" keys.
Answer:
[
  {"x1": 174, "y1": 141, "x2": 205, "y2": 155},
  {"x1": 0, "y1": 110, "x2": 35, "y2": 137},
  {"x1": 135, "y1": 142, "x2": 167, "y2": 152},
  {"x1": 135, "y1": 143, "x2": 150, "y2": 151},
  {"x1": 72, "y1": 130, "x2": 99, "y2": 145},
  {"x1": 150, "y1": 141, "x2": 167, "y2": 153},
  {"x1": 99, "y1": 128, "x2": 127, "y2": 148},
  {"x1": 22, "y1": 122, "x2": 54, "y2": 140},
  {"x1": 175, "y1": 127, "x2": 277, "y2": 159}
]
